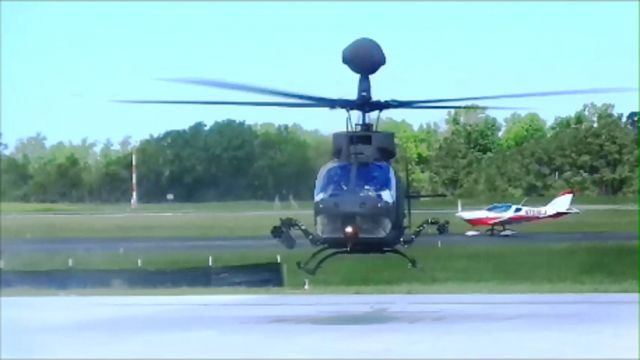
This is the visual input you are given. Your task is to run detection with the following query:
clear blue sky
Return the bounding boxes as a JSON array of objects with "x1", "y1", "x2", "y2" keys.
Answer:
[{"x1": 2, "y1": 1, "x2": 638, "y2": 148}]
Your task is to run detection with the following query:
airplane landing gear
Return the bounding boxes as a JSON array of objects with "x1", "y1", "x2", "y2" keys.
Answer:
[{"x1": 485, "y1": 224, "x2": 516, "y2": 236}]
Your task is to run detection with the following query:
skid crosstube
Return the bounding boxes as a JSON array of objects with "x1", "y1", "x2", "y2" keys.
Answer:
[{"x1": 295, "y1": 246, "x2": 417, "y2": 276}]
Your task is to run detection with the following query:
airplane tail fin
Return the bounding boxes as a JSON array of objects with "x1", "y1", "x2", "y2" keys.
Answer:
[{"x1": 545, "y1": 189, "x2": 577, "y2": 212}]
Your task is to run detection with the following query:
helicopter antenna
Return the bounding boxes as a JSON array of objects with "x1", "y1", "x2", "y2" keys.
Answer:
[{"x1": 375, "y1": 111, "x2": 382, "y2": 131}]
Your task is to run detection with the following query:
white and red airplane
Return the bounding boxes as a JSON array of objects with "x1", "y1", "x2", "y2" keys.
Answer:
[{"x1": 455, "y1": 190, "x2": 580, "y2": 236}]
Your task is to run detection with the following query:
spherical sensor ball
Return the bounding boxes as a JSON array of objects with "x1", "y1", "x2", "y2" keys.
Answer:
[{"x1": 342, "y1": 38, "x2": 386, "y2": 76}]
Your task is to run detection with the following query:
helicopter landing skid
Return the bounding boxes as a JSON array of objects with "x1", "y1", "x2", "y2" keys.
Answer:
[
  {"x1": 270, "y1": 217, "x2": 322, "y2": 249},
  {"x1": 296, "y1": 246, "x2": 418, "y2": 276}
]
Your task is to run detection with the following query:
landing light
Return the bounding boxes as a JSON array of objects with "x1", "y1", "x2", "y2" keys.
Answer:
[{"x1": 344, "y1": 225, "x2": 354, "y2": 234}]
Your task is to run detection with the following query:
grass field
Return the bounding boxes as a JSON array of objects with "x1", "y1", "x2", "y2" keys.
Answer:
[
  {"x1": 1, "y1": 207, "x2": 637, "y2": 239},
  {"x1": 1, "y1": 198, "x2": 638, "y2": 239},
  {"x1": 1, "y1": 195, "x2": 637, "y2": 214},
  {"x1": 2, "y1": 242, "x2": 637, "y2": 294},
  {"x1": 1, "y1": 200, "x2": 636, "y2": 295}
]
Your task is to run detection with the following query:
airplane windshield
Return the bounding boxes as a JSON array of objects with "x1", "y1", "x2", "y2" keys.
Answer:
[
  {"x1": 314, "y1": 161, "x2": 396, "y2": 202},
  {"x1": 485, "y1": 203, "x2": 512, "y2": 213}
]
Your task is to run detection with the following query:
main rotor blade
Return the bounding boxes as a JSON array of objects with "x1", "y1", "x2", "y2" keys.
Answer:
[
  {"x1": 391, "y1": 87, "x2": 637, "y2": 106},
  {"x1": 395, "y1": 104, "x2": 528, "y2": 110},
  {"x1": 161, "y1": 77, "x2": 341, "y2": 105},
  {"x1": 116, "y1": 100, "x2": 340, "y2": 108}
]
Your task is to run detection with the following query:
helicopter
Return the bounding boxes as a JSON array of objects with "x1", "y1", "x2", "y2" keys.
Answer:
[{"x1": 120, "y1": 37, "x2": 635, "y2": 275}]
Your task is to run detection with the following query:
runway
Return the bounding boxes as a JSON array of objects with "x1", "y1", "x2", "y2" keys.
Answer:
[
  {"x1": 1, "y1": 294, "x2": 637, "y2": 359},
  {"x1": 1, "y1": 232, "x2": 637, "y2": 253}
]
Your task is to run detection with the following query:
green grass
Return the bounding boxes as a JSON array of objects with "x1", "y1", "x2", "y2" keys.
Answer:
[
  {"x1": 282, "y1": 242, "x2": 638, "y2": 289},
  {"x1": 0, "y1": 201, "x2": 312, "y2": 214},
  {"x1": 2, "y1": 195, "x2": 636, "y2": 215},
  {"x1": 1, "y1": 207, "x2": 636, "y2": 239},
  {"x1": 2, "y1": 242, "x2": 637, "y2": 294},
  {"x1": 2, "y1": 200, "x2": 635, "y2": 296},
  {"x1": 0, "y1": 212, "x2": 315, "y2": 239}
]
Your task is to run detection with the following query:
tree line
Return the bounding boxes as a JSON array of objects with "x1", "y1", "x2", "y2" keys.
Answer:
[{"x1": 1, "y1": 103, "x2": 637, "y2": 203}]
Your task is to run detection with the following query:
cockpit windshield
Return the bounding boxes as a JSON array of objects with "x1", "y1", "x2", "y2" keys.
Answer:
[
  {"x1": 314, "y1": 161, "x2": 396, "y2": 202},
  {"x1": 485, "y1": 203, "x2": 512, "y2": 213}
]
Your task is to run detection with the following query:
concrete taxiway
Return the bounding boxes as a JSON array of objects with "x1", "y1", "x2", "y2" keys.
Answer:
[{"x1": 1, "y1": 294, "x2": 637, "y2": 359}]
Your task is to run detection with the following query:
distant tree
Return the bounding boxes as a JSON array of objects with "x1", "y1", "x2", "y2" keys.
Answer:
[
  {"x1": 1, "y1": 103, "x2": 636, "y2": 203},
  {"x1": 92, "y1": 152, "x2": 131, "y2": 202},
  {"x1": 1, "y1": 154, "x2": 32, "y2": 201},
  {"x1": 99, "y1": 139, "x2": 116, "y2": 160},
  {"x1": 251, "y1": 125, "x2": 315, "y2": 200},
  {"x1": 0, "y1": 132, "x2": 8, "y2": 155},
  {"x1": 288, "y1": 123, "x2": 332, "y2": 173},
  {"x1": 119, "y1": 136, "x2": 133, "y2": 153},
  {"x1": 445, "y1": 107, "x2": 501, "y2": 155},
  {"x1": 13, "y1": 133, "x2": 48, "y2": 163},
  {"x1": 136, "y1": 136, "x2": 167, "y2": 202},
  {"x1": 430, "y1": 132, "x2": 470, "y2": 195},
  {"x1": 203, "y1": 120, "x2": 258, "y2": 200},
  {"x1": 377, "y1": 118, "x2": 441, "y2": 194},
  {"x1": 502, "y1": 112, "x2": 547, "y2": 150},
  {"x1": 625, "y1": 111, "x2": 638, "y2": 133}
]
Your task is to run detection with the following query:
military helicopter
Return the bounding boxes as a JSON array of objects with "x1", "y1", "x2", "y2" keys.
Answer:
[{"x1": 121, "y1": 38, "x2": 635, "y2": 275}]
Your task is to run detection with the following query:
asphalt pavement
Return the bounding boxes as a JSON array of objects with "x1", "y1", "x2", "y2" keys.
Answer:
[
  {"x1": 1, "y1": 232, "x2": 636, "y2": 254},
  {"x1": 2, "y1": 293, "x2": 637, "y2": 359}
]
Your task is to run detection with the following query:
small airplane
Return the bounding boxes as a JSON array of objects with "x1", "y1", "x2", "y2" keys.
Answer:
[{"x1": 455, "y1": 190, "x2": 580, "y2": 236}]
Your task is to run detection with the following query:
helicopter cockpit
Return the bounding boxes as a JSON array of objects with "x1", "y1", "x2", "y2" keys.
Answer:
[{"x1": 314, "y1": 160, "x2": 396, "y2": 203}]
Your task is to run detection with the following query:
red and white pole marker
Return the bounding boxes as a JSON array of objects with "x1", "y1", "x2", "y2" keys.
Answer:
[{"x1": 131, "y1": 148, "x2": 138, "y2": 209}]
